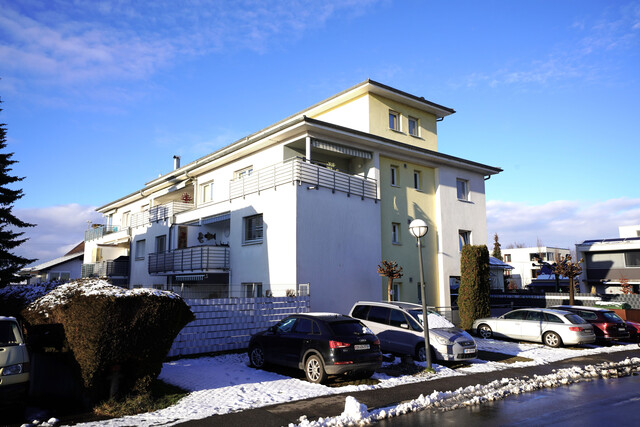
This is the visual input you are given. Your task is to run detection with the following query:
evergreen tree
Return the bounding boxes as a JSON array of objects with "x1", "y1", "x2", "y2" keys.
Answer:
[
  {"x1": 491, "y1": 233, "x2": 502, "y2": 260},
  {"x1": 458, "y1": 245, "x2": 491, "y2": 330},
  {"x1": 0, "y1": 99, "x2": 35, "y2": 287}
]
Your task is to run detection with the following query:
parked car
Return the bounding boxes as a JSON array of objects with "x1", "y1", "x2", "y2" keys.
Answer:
[
  {"x1": 551, "y1": 305, "x2": 630, "y2": 342},
  {"x1": 625, "y1": 320, "x2": 640, "y2": 344},
  {"x1": 0, "y1": 316, "x2": 30, "y2": 403},
  {"x1": 349, "y1": 301, "x2": 477, "y2": 362},
  {"x1": 248, "y1": 313, "x2": 382, "y2": 384},
  {"x1": 472, "y1": 308, "x2": 596, "y2": 347}
]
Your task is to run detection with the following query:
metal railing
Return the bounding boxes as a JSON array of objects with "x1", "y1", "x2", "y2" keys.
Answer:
[
  {"x1": 131, "y1": 201, "x2": 195, "y2": 228},
  {"x1": 84, "y1": 225, "x2": 127, "y2": 241},
  {"x1": 229, "y1": 157, "x2": 378, "y2": 201},
  {"x1": 148, "y1": 246, "x2": 230, "y2": 274},
  {"x1": 81, "y1": 259, "x2": 129, "y2": 278}
]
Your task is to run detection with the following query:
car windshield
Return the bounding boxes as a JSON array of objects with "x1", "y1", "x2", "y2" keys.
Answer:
[
  {"x1": 407, "y1": 308, "x2": 439, "y2": 324},
  {"x1": 330, "y1": 321, "x2": 372, "y2": 336},
  {"x1": 565, "y1": 314, "x2": 586, "y2": 325},
  {"x1": 0, "y1": 320, "x2": 22, "y2": 346},
  {"x1": 603, "y1": 312, "x2": 624, "y2": 322}
]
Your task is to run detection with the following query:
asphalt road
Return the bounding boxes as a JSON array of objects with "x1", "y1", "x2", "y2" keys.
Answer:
[{"x1": 178, "y1": 347, "x2": 640, "y2": 427}]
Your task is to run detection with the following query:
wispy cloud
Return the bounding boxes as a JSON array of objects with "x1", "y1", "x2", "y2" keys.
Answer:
[
  {"x1": 487, "y1": 197, "x2": 640, "y2": 249},
  {"x1": 460, "y1": 3, "x2": 640, "y2": 89},
  {"x1": 12, "y1": 204, "x2": 102, "y2": 264},
  {"x1": 0, "y1": 0, "x2": 380, "y2": 87}
]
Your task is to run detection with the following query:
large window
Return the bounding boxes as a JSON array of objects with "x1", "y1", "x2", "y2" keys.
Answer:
[
  {"x1": 135, "y1": 239, "x2": 146, "y2": 260},
  {"x1": 389, "y1": 110, "x2": 400, "y2": 131},
  {"x1": 243, "y1": 214, "x2": 264, "y2": 244},
  {"x1": 408, "y1": 116, "x2": 419, "y2": 136},
  {"x1": 456, "y1": 178, "x2": 469, "y2": 201},
  {"x1": 459, "y1": 230, "x2": 471, "y2": 251},
  {"x1": 200, "y1": 180, "x2": 214, "y2": 204},
  {"x1": 625, "y1": 251, "x2": 640, "y2": 267},
  {"x1": 504, "y1": 254, "x2": 511, "y2": 262}
]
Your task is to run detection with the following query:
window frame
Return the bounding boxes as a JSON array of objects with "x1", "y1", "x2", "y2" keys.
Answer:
[
  {"x1": 235, "y1": 166, "x2": 254, "y2": 179},
  {"x1": 135, "y1": 239, "x2": 146, "y2": 260},
  {"x1": 390, "y1": 165, "x2": 399, "y2": 186},
  {"x1": 413, "y1": 170, "x2": 421, "y2": 190},
  {"x1": 243, "y1": 214, "x2": 264, "y2": 244},
  {"x1": 200, "y1": 180, "x2": 214, "y2": 204},
  {"x1": 459, "y1": 230, "x2": 471, "y2": 251},
  {"x1": 408, "y1": 116, "x2": 419, "y2": 136},
  {"x1": 392, "y1": 222, "x2": 401, "y2": 244},
  {"x1": 389, "y1": 110, "x2": 400, "y2": 131},
  {"x1": 456, "y1": 178, "x2": 469, "y2": 201}
]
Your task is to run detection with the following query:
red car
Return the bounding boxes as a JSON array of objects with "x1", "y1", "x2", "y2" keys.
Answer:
[
  {"x1": 625, "y1": 320, "x2": 640, "y2": 343},
  {"x1": 552, "y1": 305, "x2": 630, "y2": 342}
]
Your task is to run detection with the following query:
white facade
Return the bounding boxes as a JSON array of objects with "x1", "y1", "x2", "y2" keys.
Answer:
[
  {"x1": 502, "y1": 246, "x2": 571, "y2": 289},
  {"x1": 83, "y1": 80, "x2": 500, "y2": 314}
]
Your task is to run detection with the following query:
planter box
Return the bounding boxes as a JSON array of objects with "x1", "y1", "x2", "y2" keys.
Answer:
[{"x1": 611, "y1": 308, "x2": 640, "y2": 323}]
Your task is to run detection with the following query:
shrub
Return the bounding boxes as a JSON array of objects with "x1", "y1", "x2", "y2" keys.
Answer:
[
  {"x1": 458, "y1": 245, "x2": 491, "y2": 330},
  {"x1": 21, "y1": 279, "x2": 194, "y2": 402}
]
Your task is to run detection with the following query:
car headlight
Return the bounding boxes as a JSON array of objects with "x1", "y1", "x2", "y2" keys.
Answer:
[
  {"x1": 1, "y1": 363, "x2": 24, "y2": 376},
  {"x1": 433, "y1": 335, "x2": 453, "y2": 345}
]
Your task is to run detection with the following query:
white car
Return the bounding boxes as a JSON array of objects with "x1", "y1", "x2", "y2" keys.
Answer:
[
  {"x1": 349, "y1": 301, "x2": 477, "y2": 361},
  {"x1": 0, "y1": 316, "x2": 30, "y2": 403},
  {"x1": 472, "y1": 308, "x2": 596, "y2": 347}
]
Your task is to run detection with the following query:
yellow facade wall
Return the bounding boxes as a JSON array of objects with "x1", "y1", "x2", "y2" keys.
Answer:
[
  {"x1": 369, "y1": 94, "x2": 438, "y2": 151},
  {"x1": 379, "y1": 156, "x2": 440, "y2": 305}
]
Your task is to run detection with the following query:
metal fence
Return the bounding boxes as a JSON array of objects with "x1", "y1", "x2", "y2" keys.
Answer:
[{"x1": 148, "y1": 246, "x2": 230, "y2": 274}]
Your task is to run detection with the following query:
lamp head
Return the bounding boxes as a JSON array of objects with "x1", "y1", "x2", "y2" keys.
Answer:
[{"x1": 409, "y1": 219, "x2": 428, "y2": 238}]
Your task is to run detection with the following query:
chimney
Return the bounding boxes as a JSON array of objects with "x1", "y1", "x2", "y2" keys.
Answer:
[{"x1": 173, "y1": 155, "x2": 181, "y2": 170}]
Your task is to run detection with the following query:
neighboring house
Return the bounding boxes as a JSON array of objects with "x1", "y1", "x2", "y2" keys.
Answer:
[
  {"x1": 575, "y1": 225, "x2": 640, "y2": 294},
  {"x1": 20, "y1": 242, "x2": 84, "y2": 284},
  {"x1": 489, "y1": 256, "x2": 513, "y2": 291},
  {"x1": 527, "y1": 274, "x2": 570, "y2": 292},
  {"x1": 502, "y1": 246, "x2": 571, "y2": 289},
  {"x1": 82, "y1": 80, "x2": 501, "y2": 314}
]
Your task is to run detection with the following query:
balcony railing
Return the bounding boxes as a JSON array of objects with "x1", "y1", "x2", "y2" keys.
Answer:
[
  {"x1": 82, "y1": 259, "x2": 129, "y2": 278},
  {"x1": 131, "y1": 201, "x2": 195, "y2": 228},
  {"x1": 229, "y1": 157, "x2": 378, "y2": 201},
  {"x1": 149, "y1": 246, "x2": 230, "y2": 274},
  {"x1": 85, "y1": 225, "x2": 127, "y2": 241}
]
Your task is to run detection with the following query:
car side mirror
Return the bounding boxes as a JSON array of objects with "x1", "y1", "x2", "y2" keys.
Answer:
[{"x1": 400, "y1": 323, "x2": 409, "y2": 329}]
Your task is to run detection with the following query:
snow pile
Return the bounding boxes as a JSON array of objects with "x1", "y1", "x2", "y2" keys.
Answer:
[
  {"x1": 292, "y1": 357, "x2": 640, "y2": 426},
  {"x1": 28, "y1": 279, "x2": 180, "y2": 314}
]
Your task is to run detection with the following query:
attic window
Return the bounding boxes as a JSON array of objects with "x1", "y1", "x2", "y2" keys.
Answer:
[{"x1": 389, "y1": 111, "x2": 400, "y2": 131}]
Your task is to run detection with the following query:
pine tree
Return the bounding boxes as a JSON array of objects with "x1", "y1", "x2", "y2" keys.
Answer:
[
  {"x1": 491, "y1": 233, "x2": 502, "y2": 260},
  {"x1": 0, "y1": 99, "x2": 35, "y2": 287}
]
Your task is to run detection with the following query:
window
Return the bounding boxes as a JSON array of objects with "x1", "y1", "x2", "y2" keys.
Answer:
[
  {"x1": 293, "y1": 318, "x2": 313, "y2": 334},
  {"x1": 155, "y1": 235, "x2": 166, "y2": 254},
  {"x1": 392, "y1": 283, "x2": 401, "y2": 301},
  {"x1": 547, "y1": 252, "x2": 556, "y2": 262},
  {"x1": 243, "y1": 214, "x2": 264, "y2": 244},
  {"x1": 122, "y1": 211, "x2": 130, "y2": 227},
  {"x1": 456, "y1": 179, "x2": 469, "y2": 201},
  {"x1": 390, "y1": 165, "x2": 399, "y2": 186},
  {"x1": 413, "y1": 170, "x2": 421, "y2": 190},
  {"x1": 368, "y1": 306, "x2": 390, "y2": 324},
  {"x1": 48, "y1": 272, "x2": 70, "y2": 282},
  {"x1": 526, "y1": 311, "x2": 544, "y2": 321},
  {"x1": 135, "y1": 239, "x2": 146, "y2": 260},
  {"x1": 243, "y1": 282, "x2": 263, "y2": 297},
  {"x1": 200, "y1": 180, "x2": 214, "y2": 204},
  {"x1": 504, "y1": 254, "x2": 511, "y2": 262},
  {"x1": 235, "y1": 166, "x2": 253, "y2": 179},
  {"x1": 459, "y1": 230, "x2": 471, "y2": 251},
  {"x1": 544, "y1": 313, "x2": 563, "y2": 323},
  {"x1": 392, "y1": 223, "x2": 400, "y2": 244},
  {"x1": 625, "y1": 251, "x2": 640, "y2": 267},
  {"x1": 177, "y1": 226, "x2": 188, "y2": 249},
  {"x1": 504, "y1": 310, "x2": 527, "y2": 320},
  {"x1": 408, "y1": 117, "x2": 419, "y2": 136},
  {"x1": 389, "y1": 309, "x2": 407, "y2": 327},
  {"x1": 531, "y1": 269, "x2": 539, "y2": 279},
  {"x1": 351, "y1": 304, "x2": 370, "y2": 320},
  {"x1": 389, "y1": 111, "x2": 400, "y2": 131}
]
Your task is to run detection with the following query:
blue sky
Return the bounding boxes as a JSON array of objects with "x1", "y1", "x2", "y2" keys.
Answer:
[{"x1": 1, "y1": 0, "x2": 639, "y2": 263}]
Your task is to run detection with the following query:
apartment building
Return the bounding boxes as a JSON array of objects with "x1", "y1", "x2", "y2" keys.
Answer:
[
  {"x1": 576, "y1": 225, "x2": 640, "y2": 294},
  {"x1": 82, "y1": 80, "x2": 501, "y2": 314},
  {"x1": 502, "y1": 246, "x2": 571, "y2": 289}
]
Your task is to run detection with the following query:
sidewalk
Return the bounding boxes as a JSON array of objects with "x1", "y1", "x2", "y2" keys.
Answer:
[{"x1": 177, "y1": 348, "x2": 640, "y2": 427}]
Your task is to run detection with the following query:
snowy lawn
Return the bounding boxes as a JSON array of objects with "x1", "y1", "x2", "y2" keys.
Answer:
[{"x1": 72, "y1": 339, "x2": 639, "y2": 427}]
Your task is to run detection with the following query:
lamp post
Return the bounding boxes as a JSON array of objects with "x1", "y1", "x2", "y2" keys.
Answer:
[{"x1": 408, "y1": 219, "x2": 432, "y2": 369}]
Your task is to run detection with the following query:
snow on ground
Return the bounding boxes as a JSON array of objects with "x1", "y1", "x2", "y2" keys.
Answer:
[{"x1": 74, "y1": 340, "x2": 639, "y2": 427}]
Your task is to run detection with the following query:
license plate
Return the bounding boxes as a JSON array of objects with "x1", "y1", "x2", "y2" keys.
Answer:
[
  {"x1": 619, "y1": 328, "x2": 627, "y2": 332},
  {"x1": 464, "y1": 348, "x2": 476, "y2": 354},
  {"x1": 354, "y1": 344, "x2": 370, "y2": 350}
]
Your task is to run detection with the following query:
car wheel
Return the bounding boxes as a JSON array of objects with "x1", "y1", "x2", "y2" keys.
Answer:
[
  {"x1": 248, "y1": 345, "x2": 266, "y2": 368},
  {"x1": 477, "y1": 324, "x2": 493, "y2": 339},
  {"x1": 543, "y1": 331, "x2": 563, "y2": 348},
  {"x1": 416, "y1": 344, "x2": 436, "y2": 363},
  {"x1": 305, "y1": 354, "x2": 327, "y2": 384}
]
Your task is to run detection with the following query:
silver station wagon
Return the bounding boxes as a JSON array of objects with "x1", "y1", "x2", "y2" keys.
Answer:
[{"x1": 472, "y1": 308, "x2": 596, "y2": 347}]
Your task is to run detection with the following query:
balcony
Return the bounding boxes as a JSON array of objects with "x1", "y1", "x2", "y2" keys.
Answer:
[
  {"x1": 149, "y1": 246, "x2": 230, "y2": 275},
  {"x1": 229, "y1": 157, "x2": 378, "y2": 201},
  {"x1": 85, "y1": 225, "x2": 128, "y2": 241},
  {"x1": 82, "y1": 258, "x2": 129, "y2": 278},
  {"x1": 131, "y1": 201, "x2": 195, "y2": 228}
]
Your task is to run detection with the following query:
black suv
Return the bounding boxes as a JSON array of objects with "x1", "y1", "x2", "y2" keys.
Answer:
[{"x1": 248, "y1": 313, "x2": 382, "y2": 383}]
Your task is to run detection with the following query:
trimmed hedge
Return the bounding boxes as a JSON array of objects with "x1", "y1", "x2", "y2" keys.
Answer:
[
  {"x1": 458, "y1": 245, "x2": 491, "y2": 330},
  {"x1": 21, "y1": 280, "x2": 194, "y2": 402}
]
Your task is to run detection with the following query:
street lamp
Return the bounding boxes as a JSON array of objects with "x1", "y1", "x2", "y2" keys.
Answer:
[{"x1": 408, "y1": 219, "x2": 432, "y2": 369}]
